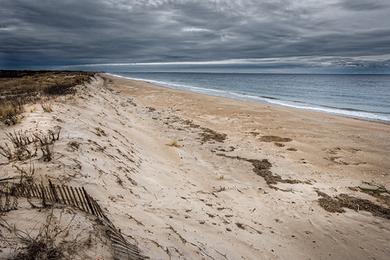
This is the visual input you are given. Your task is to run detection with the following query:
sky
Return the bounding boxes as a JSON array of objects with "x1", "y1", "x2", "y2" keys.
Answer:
[{"x1": 1, "y1": 0, "x2": 390, "y2": 73}]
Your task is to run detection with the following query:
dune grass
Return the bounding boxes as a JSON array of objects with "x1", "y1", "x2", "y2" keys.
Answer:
[{"x1": 0, "y1": 71, "x2": 94, "y2": 125}]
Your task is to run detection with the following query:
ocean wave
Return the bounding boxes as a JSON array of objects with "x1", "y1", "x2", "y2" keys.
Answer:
[{"x1": 107, "y1": 73, "x2": 390, "y2": 122}]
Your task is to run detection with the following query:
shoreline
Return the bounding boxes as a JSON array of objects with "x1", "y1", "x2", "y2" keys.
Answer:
[
  {"x1": 106, "y1": 73, "x2": 390, "y2": 173},
  {"x1": 106, "y1": 72, "x2": 390, "y2": 125}
]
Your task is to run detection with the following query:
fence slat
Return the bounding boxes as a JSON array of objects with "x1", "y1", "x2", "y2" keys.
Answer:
[
  {"x1": 90, "y1": 198, "x2": 101, "y2": 218},
  {"x1": 23, "y1": 185, "x2": 29, "y2": 197},
  {"x1": 20, "y1": 185, "x2": 25, "y2": 197},
  {"x1": 78, "y1": 187, "x2": 90, "y2": 213},
  {"x1": 48, "y1": 186, "x2": 55, "y2": 202},
  {"x1": 49, "y1": 180, "x2": 59, "y2": 203},
  {"x1": 94, "y1": 199, "x2": 104, "y2": 218},
  {"x1": 32, "y1": 184, "x2": 38, "y2": 198},
  {"x1": 31, "y1": 184, "x2": 36, "y2": 198},
  {"x1": 34, "y1": 184, "x2": 41, "y2": 199},
  {"x1": 112, "y1": 244, "x2": 140, "y2": 257},
  {"x1": 64, "y1": 185, "x2": 73, "y2": 206},
  {"x1": 65, "y1": 186, "x2": 75, "y2": 207},
  {"x1": 63, "y1": 185, "x2": 71, "y2": 206},
  {"x1": 111, "y1": 241, "x2": 141, "y2": 257},
  {"x1": 90, "y1": 195, "x2": 100, "y2": 217},
  {"x1": 28, "y1": 185, "x2": 35, "y2": 198},
  {"x1": 15, "y1": 185, "x2": 21, "y2": 197},
  {"x1": 82, "y1": 187, "x2": 96, "y2": 216},
  {"x1": 44, "y1": 186, "x2": 52, "y2": 202},
  {"x1": 40, "y1": 184, "x2": 47, "y2": 206},
  {"x1": 75, "y1": 188, "x2": 86, "y2": 211},
  {"x1": 28, "y1": 185, "x2": 34, "y2": 198},
  {"x1": 69, "y1": 187, "x2": 79, "y2": 209},
  {"x1": 46, "y1": 186, "x2": 51, "y2": 203},
  {"x1": 55, "y1": 185, "x2": 66, "y2": 204},
  {"x1": 95, "y1": 200, "x2": 104, "y2": 218},
  {"x1": 19, "y1": 185, "x2": 25, "y2": 197}
]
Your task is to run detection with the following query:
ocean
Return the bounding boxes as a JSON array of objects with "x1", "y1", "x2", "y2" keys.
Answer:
[{"x1": 110, "y1": 72, "x2": 390, "y2": 122}]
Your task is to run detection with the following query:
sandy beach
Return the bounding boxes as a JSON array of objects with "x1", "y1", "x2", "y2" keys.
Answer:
[{"x1": 1, "y1": 73, "x2": 389, "y2": 259}]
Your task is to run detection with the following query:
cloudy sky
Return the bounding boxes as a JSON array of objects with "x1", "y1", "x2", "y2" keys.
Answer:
[{"x1": 1, "y1": 0, "x2": 390, "y2": 72}]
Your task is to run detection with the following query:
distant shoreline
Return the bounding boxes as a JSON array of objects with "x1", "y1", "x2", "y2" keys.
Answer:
[{"x1": 106, "y1": 72, "x2": 390, "y2": 125}]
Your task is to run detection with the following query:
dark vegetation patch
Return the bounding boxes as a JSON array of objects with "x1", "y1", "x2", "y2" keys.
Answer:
[
  {"x1": 216, "y1": 153, "x2": 306, "y2": 188},
  {"x1": 146, "y1": 106, "x2": 156, "y2": 112},
  {"x1": 235, "y1": 222, "x2": 262, "y2": 234},
  {"x1": 67, "y1": 141, "x2": 80, "y2": 151},
  {"x1": 199, "y1": 128, "x2": 227, "y2": 144},
  {"x1": 316, "y1": 191, "x2": 345, "y2": 213},
  {"x1": 126, "y1": 98, "x2": 137, "y2": 107},
  {"x1": 182, "y1": 119, "x2": 201, "y2": 129},
  {"x1": 0, "y1": 70, "x2": 94, "y2": 125},
  {"x1": 160, "y1": 116, "x2": 227, "y2": 144},
  {"x1": 94, "y1": 127, "x2": 107, "y2": 137},
  {"x1": 179, "y1": 118, "x2": 227, "y2": 144},
  {"x1": 211, "y1": 146, "x2": 236, "y2": 153},
  {"x1": 350, "y1": 183, "x2": 390, "y2": 207},
  {"x1": 235, "y1": 222, "x2": 245, "y2": 229},
  {"x1": 260, "y1": 136, "x2": 292, "y2": 142},
  {"x1": 316, "y1": 191, "x2": 390, "y2": 219}
]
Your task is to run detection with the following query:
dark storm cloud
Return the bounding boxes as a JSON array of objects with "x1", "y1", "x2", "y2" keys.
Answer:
[
  {"x1": 0, "y1": 0, "x2": 390, "y2": 70},
  {"x1": 338, "y1": 0, "x2": 389, "y2": 11}
]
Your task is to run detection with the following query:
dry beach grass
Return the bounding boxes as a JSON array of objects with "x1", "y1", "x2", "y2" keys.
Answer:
[{"x1": 0, "y1": 71, "x2": 93, "y2": 125}]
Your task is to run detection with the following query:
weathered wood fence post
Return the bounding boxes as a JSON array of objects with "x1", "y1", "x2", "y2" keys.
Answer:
[{"x1": 48, "y1": 180, "x2": 59, "y2": 203}]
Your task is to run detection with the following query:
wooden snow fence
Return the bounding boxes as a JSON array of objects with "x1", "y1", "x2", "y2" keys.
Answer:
[{"x1": 0, "y1": 180, "x2": 145, "y2": 260}]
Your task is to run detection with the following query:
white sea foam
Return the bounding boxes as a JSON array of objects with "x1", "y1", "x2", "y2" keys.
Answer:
[{"x1": 107, "y1": 73, "x2": 390, "y2": 122}]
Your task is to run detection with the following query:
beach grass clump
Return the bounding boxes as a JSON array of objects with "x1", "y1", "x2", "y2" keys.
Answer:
[
  {"x1": 217, "y1": 174, "x2": 225, "y2": 180},
  {"x1": 0, "y1": 127, "x2": 60, "y2": 162},
  {"x1": 13, "y1": 163, "x2": 35, "y2": 184},
  {"x1": 0, "y1": 210, "x2": 79, "y2": 260},
  {"x1": 167, "y1": 140, "x2": 182, "y2": 148},
  {"x1": 0, "y1": 101, "x2": 24, "y2": 125},
  {"x1": 41, "y1": 102, "x2": 53, "y2": 113},
  {"x1": 94, "y1": 127, "x2": 107, "y2": 137}
]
